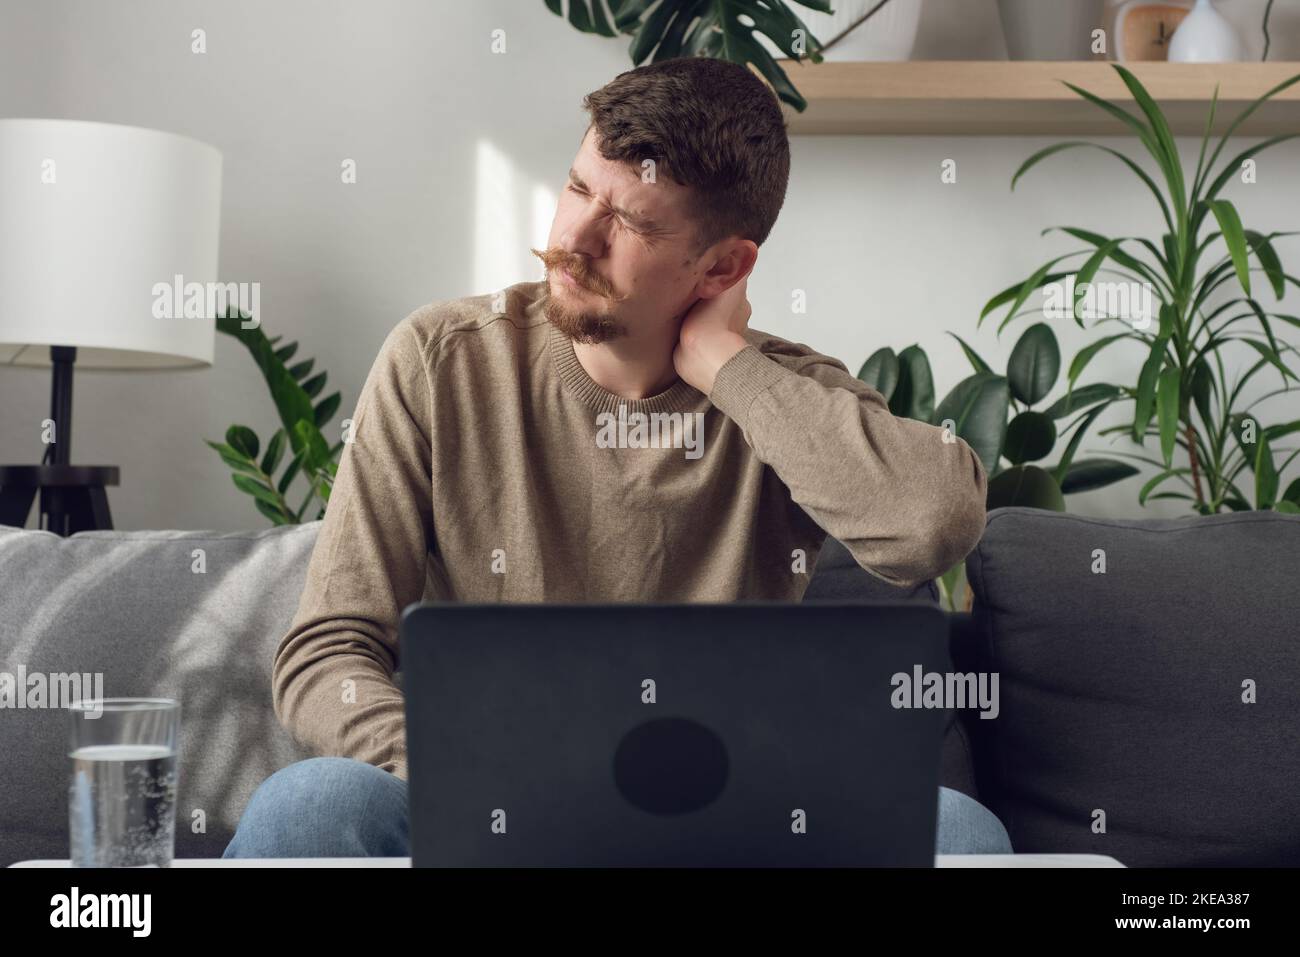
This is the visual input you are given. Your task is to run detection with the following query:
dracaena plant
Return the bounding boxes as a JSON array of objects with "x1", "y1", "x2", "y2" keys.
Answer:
[
  {"x1": 206, "y1": 308, "x2": 344, "y2": 525},
  {"x1": 544, "y1": 0, "x2": 833, "y2": 111},
  {"x1": 982, "y1": 63, "x2": 1300, "y2": 515}
]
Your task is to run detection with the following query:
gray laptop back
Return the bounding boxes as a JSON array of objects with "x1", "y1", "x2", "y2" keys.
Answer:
[{"x1": 401, "y1": 602, "x2": 950, "y2": 867}]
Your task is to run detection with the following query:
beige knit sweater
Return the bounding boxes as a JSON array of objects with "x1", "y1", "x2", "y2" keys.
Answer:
[{"x1": 272, "y1": 280, "x2": 988, "y2": 779}]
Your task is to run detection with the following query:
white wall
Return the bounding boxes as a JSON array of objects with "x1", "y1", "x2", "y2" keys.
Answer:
[{"x1": 1, "y1": 0, "x2": 1297, "y2": 530}]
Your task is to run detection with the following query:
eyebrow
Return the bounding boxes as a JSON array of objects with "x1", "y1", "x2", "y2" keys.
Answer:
[{"x1": 568, "y1": 168, "x2": 660, "y2": 231}]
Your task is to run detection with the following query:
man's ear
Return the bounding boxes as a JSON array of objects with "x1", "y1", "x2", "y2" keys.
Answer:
[{"x1": 695, "y1": 239, "x2": 757, "y2": 299}]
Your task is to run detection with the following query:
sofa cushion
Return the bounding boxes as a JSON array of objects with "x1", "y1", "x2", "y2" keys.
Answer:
[
  {"x1": 0, "y1": 522, "x2": 319, "y2": 866},
  {"x1": 963, "y1": 506, "x2": 1300, "y2": 866}
]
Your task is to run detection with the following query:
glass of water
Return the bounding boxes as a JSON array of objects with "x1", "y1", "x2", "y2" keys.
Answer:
[{"x1": 68, "y1": 698, "x2": 180, "y2": 868}]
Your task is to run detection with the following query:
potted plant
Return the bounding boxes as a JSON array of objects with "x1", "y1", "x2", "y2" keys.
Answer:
[
  {"x1": 205, "y1": 308, "x2": 344, "y2": 525},
  {"x1": 857, "y1": 325, "x2": 1137, "y2": 609},
  {"x1": 544, "y1": 0, "x2": 834, "y2": 111},
  {"x1": 982, "y1": 63, "x2": 1300, "y2": 516}
]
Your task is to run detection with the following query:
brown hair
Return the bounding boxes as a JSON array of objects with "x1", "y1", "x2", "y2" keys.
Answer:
[{"x1": 581, "y1": 56, "x2": 790, "y2": 255}]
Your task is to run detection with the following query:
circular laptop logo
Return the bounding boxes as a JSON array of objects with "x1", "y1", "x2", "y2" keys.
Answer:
[{"x1": 613, "y1": 717, "x2": 729, "y2": 815}]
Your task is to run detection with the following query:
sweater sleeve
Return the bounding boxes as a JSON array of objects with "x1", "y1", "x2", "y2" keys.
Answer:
[
  {"x1": 271, "y1": 318, "x2": 434, "y2": 781},
  {"x1": 708, "y1": 342, "x2": 988, "y2": 590}
]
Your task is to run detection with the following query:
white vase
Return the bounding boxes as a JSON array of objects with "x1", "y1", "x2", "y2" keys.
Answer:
[
  {"x1": 819, "y1": 0, "x2": 924, "y2": 62},
  {"x1": 997, "y1": 0, "x2": 1105, "y2": 60},
  {"x1": 1168, "y1": 0, "x2": 1242, "y2": 62}
]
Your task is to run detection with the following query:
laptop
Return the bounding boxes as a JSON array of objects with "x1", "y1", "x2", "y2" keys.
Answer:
[{"x1": 400, "y1": 601, "x2": 951, "y2": 867}]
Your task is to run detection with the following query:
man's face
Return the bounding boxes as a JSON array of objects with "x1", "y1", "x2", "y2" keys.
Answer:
[{"x1": 532, "y1": 127, "x2": 708, "y2": 345}]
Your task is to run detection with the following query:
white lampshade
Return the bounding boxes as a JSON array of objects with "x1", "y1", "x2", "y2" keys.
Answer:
[{"x1": 0, "y1": 118, "x2": 223, "y2": 370}]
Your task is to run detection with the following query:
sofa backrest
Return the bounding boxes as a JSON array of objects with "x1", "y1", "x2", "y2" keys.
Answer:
[
  {"x1": 0, "y1": 523, "x2": 940, "y2": 865},
  {"x1": 0, "y1": 522, "x2": 319, "y2": 865},
  {"x1": 962, "y1": 506, "x2": 1300, "y2": 867}
]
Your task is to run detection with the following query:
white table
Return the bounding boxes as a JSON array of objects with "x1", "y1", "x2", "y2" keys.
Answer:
[{"x1": 11, "y1": 854, "x2": 1123, "y2": 867}]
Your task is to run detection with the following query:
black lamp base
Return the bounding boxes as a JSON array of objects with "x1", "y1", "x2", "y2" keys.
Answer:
[{"x1": 0, "y1": 465, "x2": 120, "y2": 535}]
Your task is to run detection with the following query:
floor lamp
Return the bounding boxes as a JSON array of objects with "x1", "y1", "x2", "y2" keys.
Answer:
[{"x1": 0, "y1": 118, "x2": 222, "y2": 534}]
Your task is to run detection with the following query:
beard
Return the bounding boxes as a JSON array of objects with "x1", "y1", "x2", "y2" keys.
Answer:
[{"x1": 531, "y1": 246, "x2": 627, "y2": 345}]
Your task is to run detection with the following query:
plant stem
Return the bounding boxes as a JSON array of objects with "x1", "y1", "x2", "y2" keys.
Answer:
[
  {"x1": 1263, "y1": 0, "x2": 1275, "y2": 62},
  {"x1": 1185, "y1": 422, "x2": 1206, "y2": 507}
]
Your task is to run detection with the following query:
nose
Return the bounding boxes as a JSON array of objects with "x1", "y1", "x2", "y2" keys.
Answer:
[{"x1": 558, "y1": 200, "x2": 610, "y2": 259}]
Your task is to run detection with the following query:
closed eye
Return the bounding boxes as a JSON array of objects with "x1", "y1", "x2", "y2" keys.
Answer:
[{"x1": 566, "y1": 183, "x2": 634, "y2": 230}]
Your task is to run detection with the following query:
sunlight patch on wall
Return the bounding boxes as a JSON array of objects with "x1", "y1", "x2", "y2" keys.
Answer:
[{"x1": 473, "y1": 137, "x2": 558, "y2": 297}]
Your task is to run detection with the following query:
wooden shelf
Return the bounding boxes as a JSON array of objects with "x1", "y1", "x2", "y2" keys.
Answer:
[{"x1": 776, "y1": 61, "x2": 1300, "y2": 135}]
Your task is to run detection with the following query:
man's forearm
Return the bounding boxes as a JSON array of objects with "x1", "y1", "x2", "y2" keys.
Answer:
[{"x1": 273, "y1": 625, "x2": 409, "y2": 780}]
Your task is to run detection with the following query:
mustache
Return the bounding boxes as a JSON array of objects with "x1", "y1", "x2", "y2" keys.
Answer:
[{"x1": 529, "y1": 247, "x2": 627, "y2": 301}]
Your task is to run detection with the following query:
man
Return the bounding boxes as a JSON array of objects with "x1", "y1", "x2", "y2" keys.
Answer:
[{"x1": 224, "y1": 57, "x2": 1011, "y2": 859}]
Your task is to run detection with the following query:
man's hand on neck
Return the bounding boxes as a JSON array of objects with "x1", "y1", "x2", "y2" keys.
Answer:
[
  {"x1": 672, "y1": 276, "x2": 750, "y2": 395},
  {"x1": 570, "y1": 275, "x2": 751, "y2": 400}
]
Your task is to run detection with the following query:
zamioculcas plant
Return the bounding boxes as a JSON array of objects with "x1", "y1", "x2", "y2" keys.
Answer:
[
  {"x1": 982, "y1": 63, "x2": 1300, "y2": 515},
  {"x1": 206, "y1": 308, "x2": 344, "y2": 525}
]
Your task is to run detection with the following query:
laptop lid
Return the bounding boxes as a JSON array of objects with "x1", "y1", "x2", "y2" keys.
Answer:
[{"x1": 401, "y1": 602, "x2": 951, "y2": 867}]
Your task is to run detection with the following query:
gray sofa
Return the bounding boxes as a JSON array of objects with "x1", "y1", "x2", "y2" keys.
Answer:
[{"x1": 2, "y1": 507, "x2": 1297, "y2": 867}]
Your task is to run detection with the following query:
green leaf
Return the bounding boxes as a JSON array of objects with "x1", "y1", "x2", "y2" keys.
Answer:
[
  {"x1": 1011, "y1": 143, "x2": 1174, "y2": 234},
  {"x1": 946, "y1": 332, "x2": 992, "y2": 374},
  {"x1": 300, "y1": 371, "x2": 327, "y2": 399},
  {"x1": 1052, "y1": 402, "x2": 1110, "y2": 482},
  {"x1": 1072, "y1": 239, "x2": 1123, "y2": 324},
  {"x1": 932, "y1": 373, "x2": 1011, "y2": 473},
  {"x1": 226, "y1": 425, "x2": 259, "y2": 460},
  {"x1": 1132, "y1": 333, "x2": 1170, "y2": 442},
  {"x1": 261, "y1": 429, "x2": 286, "y2": 475},
  {"x1": 857, "y1": 348, "x2": 899, "y2": 402},
  {"x1": 1238, "y1": 336, "x2": 1297, "y2": 387},
  {"x1": 205, "y1": 440, "x2": 261, "y2": 476},
  {"x1": 287, "y1": 358, "x2": 315, "y2": 381},
  {"x1": 1242, "y1": 298, "x2": 1293, "y2": 384},
  {"x1": 1112, "y1": 64, "x2": 1186, "y2": 220},
  {"x1": 1276, "y1": 500, "x2": 1300, "y2": 514},
  {"x1": 890, "y1": 345, "x2": 935, "y2": 423},
  {"x1": 254, "y1": 497, "x2": 293, "y2": 526},
  {"x1": 938, "y1": 561, "x2": 966, "y2": 612},
  {"x1": 292, "y1": 418, "x2": 332, "y2": 473},
  {"x1": 277, "y1": 450, "x2": 303, "y2": 496},
  {"x1": 1256, "y1": 434, "x2": 1279, "y2": 509},
  {"x1": 273, "y1": 342, "x2": 299, "y2": 364},
  {"x1": 619, "y1": 0, "x2": 830, "y2": 112},
  {"x1": 986, "y1": 464, "x2": 1066, "y2": 512},
  {"x1": 1042, "y1": 383, "x2": 1122, "y2": 419},
  {"x1": 1067, "y1": 333, "x2": 1131, "y2": 389},
  {"x1": 232, "y1": 472, "x2": 281, "y2": 506},
  {"x1": 1007, "y1": 323, "x2": 1060, "y2": 405},
  {"x1": 1156, "y1": 366, "x2": 1181, "y2": 467},
  {"x1": 314, "y1": 391, "x2": 342, "y2": 428},
  {"x1": 1206, "y1": 199, "x2": 1251, "y2": 297},
  {"x1": 1058, "y1": 458, "x2": 1140, "y2": 494},
  {"x1": 1189, "y1": 356, "x2": 1215, "y2": 431},
  {"x1": 216, "y1": 314, "x2": 329, "y2": 472},
  {"x1": 1282, "y1": 476, "x2": 1300, "y2": 506},
  {"x1": 978, "y1": 270, "x2": 1072, "y2": 328},
  {"x1": 1139, "y1": 467, "x2": 1193, "y2": 506},
  {"x1": 1244, "y1": 230, "x2": 1286, "y2": 300},
  {"x1": 1003, "y1": 411, "x2": 1057, "y2": 464}
]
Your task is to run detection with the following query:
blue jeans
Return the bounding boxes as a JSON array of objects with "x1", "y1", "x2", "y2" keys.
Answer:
[{"x1": 222, "y1": 756, "x2": 1013, "y2": 859}]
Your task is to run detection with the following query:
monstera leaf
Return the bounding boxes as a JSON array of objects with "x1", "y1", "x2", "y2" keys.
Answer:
[{"x1": 544, "y1": 0, "x2": 833, "y2": 111}]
